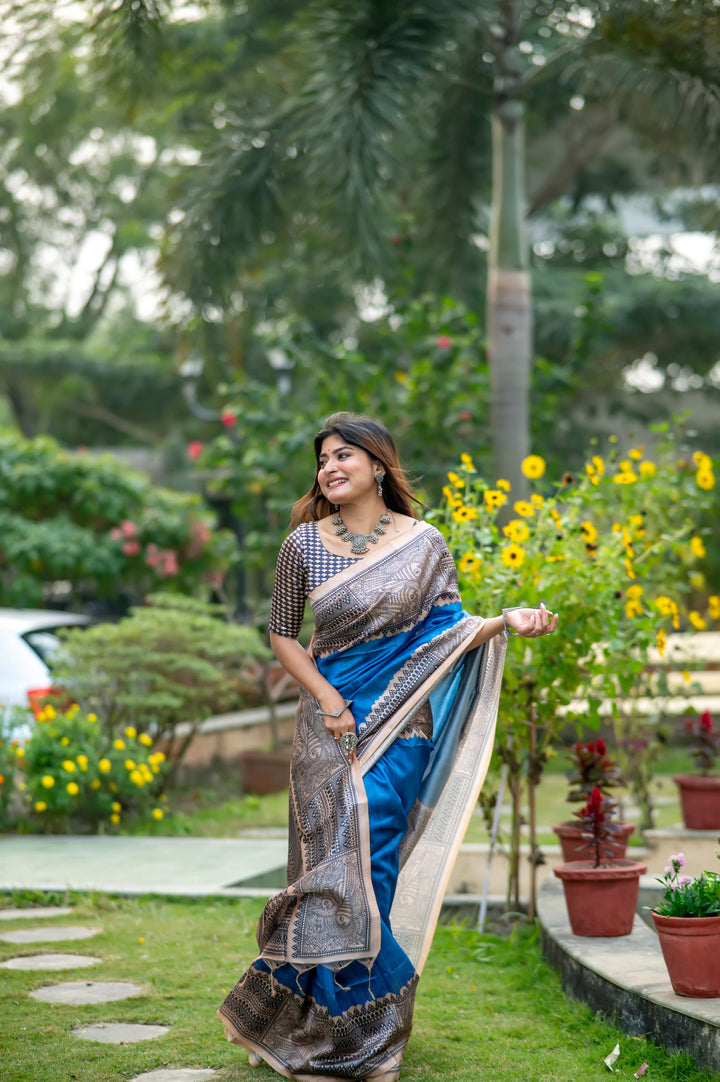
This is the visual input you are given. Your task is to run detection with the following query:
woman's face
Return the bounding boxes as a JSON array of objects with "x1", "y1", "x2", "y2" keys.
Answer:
[{"x1": 317, "y1": 434, "x2": 379, "y2": 504}]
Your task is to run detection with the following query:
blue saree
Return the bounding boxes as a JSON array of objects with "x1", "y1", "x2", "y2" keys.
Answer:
[{"x1": 219, "y1": 522, "x2": 506, "y2": 1081}]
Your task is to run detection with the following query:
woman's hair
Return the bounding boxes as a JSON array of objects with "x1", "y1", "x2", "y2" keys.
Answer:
[{"x1": 290, "y1": 412, "x2": 421, "y2": 528}]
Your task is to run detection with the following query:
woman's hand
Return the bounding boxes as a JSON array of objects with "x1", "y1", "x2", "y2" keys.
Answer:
[
  {"x1": 316, "y1": 697, "x2": 358, "y2": 762},
  {"x1": 506, "y1": 602, "x2": 558, "y2": 639}
]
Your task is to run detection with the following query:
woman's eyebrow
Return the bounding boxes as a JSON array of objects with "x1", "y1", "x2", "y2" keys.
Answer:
[{"x1": 319, "y1": 445, "x2": 352, "y2": 460}]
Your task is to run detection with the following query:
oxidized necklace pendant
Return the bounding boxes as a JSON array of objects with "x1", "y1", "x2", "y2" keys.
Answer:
[{"x1": 332, "y1": 512, "x2": 391, "y2": 555}]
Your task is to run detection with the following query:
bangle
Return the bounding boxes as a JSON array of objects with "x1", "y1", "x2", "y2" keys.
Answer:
[
  {"x1": 316, "y1": 698, "x2": 353, "y2": 718},
  {"x1": 502, "y1": 605, "x2": 526, "y2": 638}
]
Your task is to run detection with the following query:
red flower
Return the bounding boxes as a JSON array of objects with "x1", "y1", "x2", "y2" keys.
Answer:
[
  {"x1": 122, "y1": 540, "x2": 141, "y2": 557},
  {"x1": 436, "y1": 335, "x2": 452, "y2": 350},
  {"x1": 220, "y1": 411, "x2": 237, "y2": 429},
  {"x1": 596, "y1": 737, "x2": 606, "y2": 756},
  {"x1": 187, "y1": 441, "x2": 204, "y2": 460},
  {"x1": 699, "y1": 710, "x2": 714, "y2": 733},
  {"x1": 458, "y1": 410, "x2": 472, "y2": 422}
]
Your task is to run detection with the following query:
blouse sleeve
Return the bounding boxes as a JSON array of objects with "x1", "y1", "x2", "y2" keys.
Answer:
[{"x1": 267, "y1": 533, "x2": 307, "y2": 638}]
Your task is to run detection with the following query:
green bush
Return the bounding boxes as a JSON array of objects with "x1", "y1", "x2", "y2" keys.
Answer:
[
  {"x1": 17, "y1": 703, "x2": 167, "y2": 833},
  {"x1": 0, "y1": 429, "x2": 236, "y2": 608},
  {"x1": 51, "y1": 593, "x2": 272, "y2": 771}
]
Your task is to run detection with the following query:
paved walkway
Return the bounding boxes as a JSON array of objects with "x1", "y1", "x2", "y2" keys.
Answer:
[{"x1": 0, "y1": 834, "x2": 288, "y2": 897}]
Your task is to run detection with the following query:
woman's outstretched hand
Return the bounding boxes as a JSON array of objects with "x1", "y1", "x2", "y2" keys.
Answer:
[{"x1": 506, "y1": 602, "x2": 558, "y2": 639}]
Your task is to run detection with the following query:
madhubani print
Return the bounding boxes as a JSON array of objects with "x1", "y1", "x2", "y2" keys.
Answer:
[
  {"x1": 310, "y1": 528, "x2": 460, "y2": 658},
  {"x1": 396, "y1": 701, "x2": 433, "y2": 742},
  {"x1": 220, "y1": 966, "x2": 418, "y2": 1080},
  {"x1": 257, "y1": 689, "x2": 380, "y2": 970}
]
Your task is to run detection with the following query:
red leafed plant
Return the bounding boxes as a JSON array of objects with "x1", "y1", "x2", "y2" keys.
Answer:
[
  {"x1": 684, "y1": 711, "x2": 719, "y2": 775},
  {"x1": 565, "y1": 737, "x2": 624, "y2": 804},
  {"x1": 573, "y1": 785, "x2": 622, "y2": 867}
]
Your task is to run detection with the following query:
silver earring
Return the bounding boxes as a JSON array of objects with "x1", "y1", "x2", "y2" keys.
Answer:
[{"x1": 375, "y1": 472, "x2": 385, "y2": 497}]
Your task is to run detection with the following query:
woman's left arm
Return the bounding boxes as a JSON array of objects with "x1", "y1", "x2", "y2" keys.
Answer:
[{"x1": 466, "y1": 603, "x2": 558, "y2": 649}]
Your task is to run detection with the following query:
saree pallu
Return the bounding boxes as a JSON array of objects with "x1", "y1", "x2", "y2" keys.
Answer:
[{"x1": 219, "y1": 523, "x2": 506, "y2": 1081}]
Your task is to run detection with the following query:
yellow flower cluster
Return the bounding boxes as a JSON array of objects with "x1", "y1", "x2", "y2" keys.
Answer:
[{"x1": 694, "y1": 451, "x2": 715, "y2": 491}]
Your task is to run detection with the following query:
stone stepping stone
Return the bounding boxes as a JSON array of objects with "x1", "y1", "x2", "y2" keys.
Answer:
[
  {"x1": 73, "y1": 1022, "x2": 169, "y2": 1044},
  {"x1": 0, "y1": 907, "x2": 73, "y2": 920},
  {"x1": 0, "y1": 925, "x2": 100, "y2": 944},
  {"x1": 30, "y1": 980, "x2": 142, "y2": 1004},
  {"x1": 131, "y1": 1070, "x2": 217, "y2": 1081},
  {"x1": 1, "y1": 953, "x2": 100, "y2": 971}
]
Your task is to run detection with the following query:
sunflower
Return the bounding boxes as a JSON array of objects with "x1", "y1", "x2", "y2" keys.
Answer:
[
  {"x1": 514, "y1": 500, "x2": 535, "y2": 518},
  {"x1": 484, "y1": 489, "x2": 508, "y2": 511},
  {"x1": 579, "y1": 520, "x2": 598, "y2": 545},
  {"x1": 521, "y1": 454, "x2": 546, "y2": 479},
  {"x1": 500, "y1": 543, "x2": 526, "y2": 568},
  {"x1": 624, "y1": 600, "x2": 643, "y2": 619},
  {"x1": 689, "y1": 611, "x2": 707, "y2": 630},
  {"x1": 656, "y1": 628, "x2": 667, "y2": 658},
  {"x1": 626, "y1": 584, "x2": 643, "y2": 600},
  {"x1": 452, "y1": 506, "x2": 478, "y2": 523},
  {"x1": 690, "y1": 536, "x2": 706, "y2": 559},
  {"x1": 696, "y1": 469, "x2": 715, "y2": 491},
  {"x1": 503, "y1": 519, "x2": 530, "y2": 543},
  {"x1": 496, "y1": 478, "x2": 511, "y2": 492},
  {"x1": 639, "y1": 461, "x2": 656, "y2": 478}
]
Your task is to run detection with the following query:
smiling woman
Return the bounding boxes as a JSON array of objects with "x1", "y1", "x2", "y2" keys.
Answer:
[{"x1": 218, "y1": 412, "x2": 557, "y2": 1082}]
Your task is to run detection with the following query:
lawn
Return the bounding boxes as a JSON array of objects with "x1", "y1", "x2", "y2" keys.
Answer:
[{"x1": 1, "y1": 894, "x2": 716, "y2": 1082}]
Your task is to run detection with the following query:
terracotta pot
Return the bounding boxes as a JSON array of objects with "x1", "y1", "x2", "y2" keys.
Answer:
[
  {"x1": 238, "y1": 749, "x2": 291, "y2": 796},
  {"x1": 651, "y1": 911, "x2": 720, "y2": 997},
  {"x1": 552, "y1": 820, "x2": 635, "y2": 863},
  {"x1": 553, "y1": 859, "x2": 647, "y2": 937},
  {"x1": 673, "y1": 774, "x2": 720, "y2": 830}
]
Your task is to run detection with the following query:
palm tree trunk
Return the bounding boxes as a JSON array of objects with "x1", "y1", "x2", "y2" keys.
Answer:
[{"x1": 486, "y1": 4, "x2": 531, "y2": 498}]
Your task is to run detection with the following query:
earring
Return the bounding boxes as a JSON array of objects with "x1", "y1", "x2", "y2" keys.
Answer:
[{"x1": 375, "y1": 472, "x2": 385, "y2": 497}]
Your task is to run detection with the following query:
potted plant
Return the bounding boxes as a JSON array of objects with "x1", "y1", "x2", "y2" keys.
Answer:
[
  {"x1": 651, "y1": 848, "x2": 720, "y2": 997},
  {"x1": 673, "y1": 711, "x2": 720, "y2": 830},
  {"x1": 553, "y1": 786, "x2": 647, "y2": 937},
  {"x1": 553, "y1": 738, "x2": 635, "y2": 861}
]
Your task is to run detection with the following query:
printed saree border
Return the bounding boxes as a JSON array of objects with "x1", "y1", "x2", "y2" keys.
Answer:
[{"x1": 307, "y1": 520, "x2": 433, "y2": 604}]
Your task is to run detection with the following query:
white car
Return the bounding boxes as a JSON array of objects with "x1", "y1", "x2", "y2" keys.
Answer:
[{"x1": 0, "y1": 609, "x2": 90, "y2": 724}]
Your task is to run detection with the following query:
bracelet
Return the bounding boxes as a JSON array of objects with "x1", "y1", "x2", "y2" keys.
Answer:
[
  {"x1": 502, "y1": 605, "x2": 526, "y2": 638},
  {"x1": 316, "y1": 698, "x2": 353, "y2": 718}
]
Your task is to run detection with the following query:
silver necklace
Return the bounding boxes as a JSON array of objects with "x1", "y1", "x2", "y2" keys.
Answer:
[{"x1": 332, "y1": 509, "x2": 392, "y2": 555}]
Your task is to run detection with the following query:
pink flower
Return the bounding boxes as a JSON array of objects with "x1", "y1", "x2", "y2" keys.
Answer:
[
  {"x1": 187, "y1": 441, "x2": 204, "y2": 460},
  {"x1": 700, "y1": 710, "x2": 714, "y2": 733},
  {"x1": 458, "y1": 410, "x2": 472, "y2": 422},
  {"x1": 220, "y1": 411, "x2": 237, "y2": 429},
  {"x1": 120, "y1": 520, "x2": 137, "y2": 538},
  {"x1": 436, "y1": 335, "x2": 452, "y2": 350},
  {"x1": 186, "y1": 520, "x2": 211, "y2": 558},
  {"x1": 122, "y1": 540, "x2": 141, "y2": 557},
  {"x1": 161, "y1": 551, "x2": 179, "y2": 577}
]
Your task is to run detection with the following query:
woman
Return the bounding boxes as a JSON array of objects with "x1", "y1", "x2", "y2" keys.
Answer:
[{"x1": 219, "y1": 413, "x2": 558, "y2": 1081}]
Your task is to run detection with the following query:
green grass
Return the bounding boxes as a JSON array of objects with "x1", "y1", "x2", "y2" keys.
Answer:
[{"x1": 1, "y1": 894, "x2": 716, "y2": 1082}]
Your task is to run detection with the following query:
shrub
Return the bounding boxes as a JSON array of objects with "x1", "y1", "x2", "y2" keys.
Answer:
[
  {"x1": 51, "y1": 593, "x2": 272, "y2": 771},
  {"x1": 18, "y1": 703, "x2": 167, "y2": 833}
]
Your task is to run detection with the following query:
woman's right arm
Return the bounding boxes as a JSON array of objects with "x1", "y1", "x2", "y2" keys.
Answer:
[{"x1": 269, "y1": 632, "x2": 354, "y2": 740}]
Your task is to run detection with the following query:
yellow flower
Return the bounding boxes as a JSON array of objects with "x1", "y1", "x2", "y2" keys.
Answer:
[
  {"x1": 15, "y1": 746, "x2": 24, "y2": 758},
  {"x1": 624, "y1": 558, "x2": 635, "y2": 580},
  {"x1": 91, "y1": 779, "x2": 101, "y2": 790},
  {"x1": 689, "y1": 611, "x2": 707, "y2": 631},
  {"x1": 639, "y1": 461, "x2": 656, "y2": 478},
  {"x1": 530, "y1": 494, "x2": 543, "y2": 508},
  {"x1": 484, "y1": 489, "x2": 507, "y2": 511},
  {"x1": 682, "y1": 670, "x2": 691, "y2": 683},
  {"x1": 110, "y1": 813, "x2": 121, "y2": 825},
  {"x1": 45, "y1": 705, "x2": 56, "y2": 720},
  {"x1": 514, "y1": 500, "x2": 535, "y2": 518},
  {"x1": 112, "y1": 801, "x2": 122, "y2": 813},
  {"x1": 591, "y1": 456, "x2": 605, "y2": 475},
  {"x1": 693, "y1": 451, "x2": 712, "y2": 470},
  {"x1": 496, "y1": 478, "x2": 511, "y2": 493},
  {"x1": 696, "y1": 469, "x2": 715, "y2": 491},
  {"x1": 626, "y1": 585, "x2": 643, "y2": 599},
  {"x1": 152, "y1": 808, "x2": 164, "y2": 821},
  {"x1": 611, "y1": 522, "x2": 621, "y2": 532},
  {"x1": 41, "y1": 775, "x2": 55, "y2": 788},
  {"x1": 628, "y1": 446, "x2": 644, "y2": 460},
  {"x1": 629, "y1": 514, "x2": 644, "y2": 528},
  {"x1": 34, "y1": 801, "x2": 47, "y2": 813},
  {"x1": 99, "y1": 758, "x2": 111, "y2": 773},
  {"x1": 61, "y1": 760, "x2": 76, "y2": 773},
  {"x1": 60, "y1": 736, "x2": 70, "y2": 746},
  {"x1": 124, "y1": 759, "x2": 136, "y2": 771},
  {"x1": 452, "y1": 506, "x2": 478, "y2": 523},
  {"x1": 66, "y1": 782, "x2": 79, "y2": 796},
  {"x1": 549, "y1": 507, "x2": 562, "y2": 531},
  {"x1": 139, "y1": 734, "x2": 153, "y2": 747},
  {"x1": 709, "y1": 596, "x2": 720, "y2": 620},
  {"x1": 113, "y1": 739, "x2": 125, "y2": 751},
  {"x1": 655, "y1": 596, "x2": 677, "y2": 616},
  {"x1": 624, "y1": 600, "x2": 643, "y2": 619},
  {"x1": 140, "y1": 763, "x2": 153, "y2": 782},
  {"x1": 613, "y1": 470, "x2": 638, "y2": 485},
  {"x1": 690, "y1": 536, "x2": 707, "y2": 559},
  {"x1": 155, "y1": 752, "x2": 166, "y2": 764},
  {"x1": 447, "y1": 471, "x2": 465, "y2": 488},
  {"x1": 460, "y1": 453, "x2": 475, "y2": 470},
  {"x1": 520, "y1": 455, "x2": 545, "y2": 480},
  {"x1": 585, "y1": 463, "x2": 599, "y2": 486},
  {"x1": 442, "y1": 485, "x2": 463, "y2": 509},
  {"x1": 76, "y1": 755, "x2": 88, "y2": 772},
  {"x1": 458, "y1": 552, "x2": 480, "y2": 574},
  {"x1": 500, "y1": 543, "x2": 526, "y2": 568},
  {"x1": 88, "y1": 713, "x2": 97, "y2": 723},
  {"x1": 579, "y1": 521, "x2": 598, "y2": 545},
  {"x1": 125, "y1": 727, "x2": 137, "y2": 739},
  {"x1": 503, "y1": 519, "x2": 529, "y2": 543},
  {"x1": 129, "y1": 769, "x2": 145, "y2": 787},
  {"x1": 656, "y1": 628, "x2": 667, "y2": 658}
]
